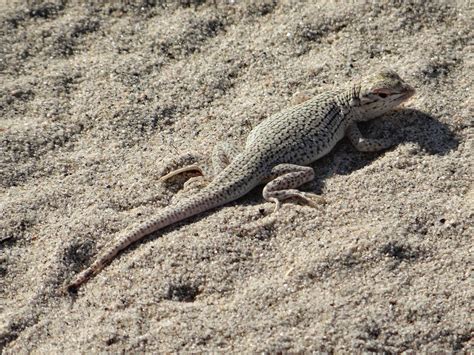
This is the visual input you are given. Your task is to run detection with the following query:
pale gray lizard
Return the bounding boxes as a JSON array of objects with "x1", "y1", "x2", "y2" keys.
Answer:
[{"x1": 66, "y1": 69, "x2": 415, "y2": 291}]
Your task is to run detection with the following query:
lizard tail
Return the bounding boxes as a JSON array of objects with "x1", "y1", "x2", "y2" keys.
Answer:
[{"x1": 65, "y1": 188, "x2": 233, "y2": 292}]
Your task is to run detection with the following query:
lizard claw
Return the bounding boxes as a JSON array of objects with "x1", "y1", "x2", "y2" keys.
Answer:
[
  {"x1": 270, "y1": 198, "x2": 281, "y2": 214},
  {"x1": 298, "y1": 192, "x2": 327, "y2": 207}
]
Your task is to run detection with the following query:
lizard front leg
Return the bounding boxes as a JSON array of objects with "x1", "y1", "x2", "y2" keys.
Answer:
[
  {"x1": 262, "y1": 164, "x2": 326, "y2": 213},
  {"x1": 346, "y1": 122, "x2": 393, "y2": 152}
]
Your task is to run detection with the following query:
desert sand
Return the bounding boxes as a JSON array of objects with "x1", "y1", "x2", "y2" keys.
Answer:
[{"x1": 1, "y1": 1, "x2": 473, "y2": 352}]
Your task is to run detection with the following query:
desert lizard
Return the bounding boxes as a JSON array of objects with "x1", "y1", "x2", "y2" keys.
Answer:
[{"x1": 66, "y1": 69, "x2": 415, "y2": 291}]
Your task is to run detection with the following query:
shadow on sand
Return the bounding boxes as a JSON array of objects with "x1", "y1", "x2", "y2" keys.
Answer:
[{"x1": 307, "y1": 108, "x2": 459, "y2": 193}]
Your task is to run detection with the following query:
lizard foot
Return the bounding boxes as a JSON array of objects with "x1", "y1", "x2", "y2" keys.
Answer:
[
  {"x1": 182, "y1": 175, "x2": 210, "y2": 193},
  {"x1": 294, "y1": 192, "x2": 327, "y2": 208},
  {"x1": 268, "y1": 197, "x2": 282, "y2": 214},
  {"x1": 266, "y1": 190, "x2": 325, "y2": 214},
  {"x1": 160, "y1": 165, "x2": 204, "y2": 182}
]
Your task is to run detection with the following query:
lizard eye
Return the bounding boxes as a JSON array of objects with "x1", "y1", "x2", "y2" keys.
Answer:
[{"x1": 377, "y1": 92, "x2": 388, "y2": 98}]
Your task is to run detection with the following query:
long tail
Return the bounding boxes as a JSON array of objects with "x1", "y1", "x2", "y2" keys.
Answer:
[{"x1": 65, "y1": 187, "x2": 236, "y2": 292}]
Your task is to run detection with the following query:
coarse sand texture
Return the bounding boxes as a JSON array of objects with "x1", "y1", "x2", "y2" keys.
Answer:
[{"x1": 1, "y1": 1, "x2": 472, "y2": 353}]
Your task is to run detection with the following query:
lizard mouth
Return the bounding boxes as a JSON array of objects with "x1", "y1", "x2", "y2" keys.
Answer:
[
  {"x1": 393, "y1": 87, "x2": 415, "y2": 110},
  {"x1": 401, "y1": 86, "x2": 416, "y2": 101},
  {"x1": 395, "y1": 88, "x2": 415, "y2": 107}
]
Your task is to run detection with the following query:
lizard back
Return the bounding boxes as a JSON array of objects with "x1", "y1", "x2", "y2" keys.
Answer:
[{"x1": 245, "y1": 89, "x2": 351, "y2": 167}]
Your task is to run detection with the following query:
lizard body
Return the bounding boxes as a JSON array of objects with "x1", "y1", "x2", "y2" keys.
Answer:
[{"x1": 66, "y1": 69, "x2": 415, "y2": 291}]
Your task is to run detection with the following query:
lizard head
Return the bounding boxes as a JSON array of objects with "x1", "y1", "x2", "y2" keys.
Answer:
[{"x1": 356, "y1": 69, "x2": 415, "y2": 121}]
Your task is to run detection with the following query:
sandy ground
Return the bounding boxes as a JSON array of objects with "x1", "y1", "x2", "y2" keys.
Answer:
[{"x1": 1, "y1": 1, "x2": 473, "y2": 353}]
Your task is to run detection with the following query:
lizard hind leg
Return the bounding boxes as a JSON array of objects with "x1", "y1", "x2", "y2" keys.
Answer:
[
  {"x1": 211, "y1": 141, "x2": 241, "y2": 175},
  {"x1": 160, "y1": 165, "x2": 204, "y2": 182},
  {"x1": 159, "y1": 152, "x2": 205, "y2": 183},
  {"x1": 159, "y1": 151, "x2": 208, "y2": 193},
  {"x1": 160, "y1": 141, "x2": 240, "y2": 182},
  {"x1": 160, "y1": 142, "x2": 241, "y2": 193},
  {"x1": 160, "y1": 165, "x2": 210, "y2": 194},
  {"x1": 262, "y1": 164, "x2": 326, "y2": 213}
]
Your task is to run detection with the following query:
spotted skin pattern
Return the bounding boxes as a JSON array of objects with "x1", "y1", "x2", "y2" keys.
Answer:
[{"x1": 66, "y1": 69, "x2": 415, "y2": 291}]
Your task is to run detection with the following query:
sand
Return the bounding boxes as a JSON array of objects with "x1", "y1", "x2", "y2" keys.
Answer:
[{"x1": 1, "y1": 1, "x2": 473, "y2": 352}]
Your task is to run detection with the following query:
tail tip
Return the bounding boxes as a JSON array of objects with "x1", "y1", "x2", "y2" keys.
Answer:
[
  {"x1": 66, "y1": 282, "x2": 79, "y2": 294},
  {"x1": 62, "y1": 268, "x2": 95, "y2": 295}
]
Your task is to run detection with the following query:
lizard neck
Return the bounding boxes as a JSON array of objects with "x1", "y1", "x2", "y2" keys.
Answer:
[{"x1": 336, "y1": 84, "x2": 362, "y2": 122}]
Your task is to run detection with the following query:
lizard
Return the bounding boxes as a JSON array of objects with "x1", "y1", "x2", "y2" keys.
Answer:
[{"x1": 66, "y1": 68, "x2": 415, "y2": 291}]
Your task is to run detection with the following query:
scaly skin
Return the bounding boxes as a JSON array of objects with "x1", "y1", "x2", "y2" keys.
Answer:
[{"x1": 66, "y1": 69, "x2": 415, "y2": 291}]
